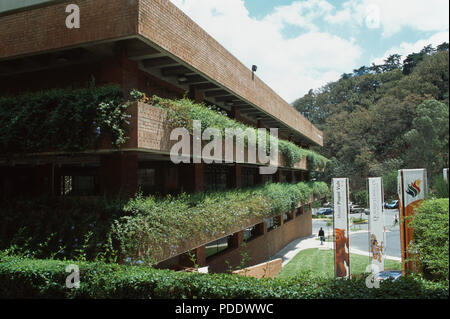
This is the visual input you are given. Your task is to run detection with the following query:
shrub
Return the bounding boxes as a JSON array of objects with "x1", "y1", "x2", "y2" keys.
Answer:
[
  {"x1": 0, "y1": 255, "x2": 447, "y2": 299},
  {"x1": 410, "y1": 198, "x2": 449, "y2": 282},
  {"x1": 431, "y1": 175, "x2": 449, "y2": 198}
]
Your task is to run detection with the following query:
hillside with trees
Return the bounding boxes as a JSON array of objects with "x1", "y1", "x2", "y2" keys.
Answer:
[{"x1": 293, "y1": 43, "x2": 449, "y2": 199}]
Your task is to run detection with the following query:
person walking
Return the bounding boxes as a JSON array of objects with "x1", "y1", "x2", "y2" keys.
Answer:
[
  {"x1": 393, "y1": 214, "x2": 398, "y2": 226},
  {"x1": 318, "y1": 227, "x2": 325, "y2": 245}
]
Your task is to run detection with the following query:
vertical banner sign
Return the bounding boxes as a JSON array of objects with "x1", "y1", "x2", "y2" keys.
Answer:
[
  {"x1": 398, "y1": 169, "x2": 427, "y2": 275},
  {"x1": 332, "y1": 178, "x2": 350, "y2": 278},
  {"x1": 443, "y1": 168, "x2": 449, "y2": 182},
  {"x1": 368, "y1": 177, "x2": 385, "y2": 274}
]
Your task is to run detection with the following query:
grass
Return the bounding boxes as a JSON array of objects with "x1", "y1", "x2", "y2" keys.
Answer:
[{"x1": 277, "y1": 248, "x2": 402, "y2": 279}]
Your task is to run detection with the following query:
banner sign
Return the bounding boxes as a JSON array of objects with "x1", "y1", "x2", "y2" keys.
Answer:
[
  {"x1": 332, "y1": 178, "x2": 350, "y2": 278},
  {"x1": 368, "y1": 177, "x2": 385, "y2": 273},
  {"x1": 444, "y1": 168, "x2": 449, "y2": 182},
  {"x1": 398, "y1": 169, "x2": 427, "y2": 274}
]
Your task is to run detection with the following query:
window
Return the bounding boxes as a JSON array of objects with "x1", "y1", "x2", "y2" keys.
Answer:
[
  {"x1": 138, "y1": 168, "x2": 156, "y2": 194},
  {"x1": 284, "y1": 211, "x2": 293, "y2": 222},
  {"x1": 205, "y1": 165, "x2": 229, "y2": 191},
  {"x1": 265, "y1": 216, "x2": 281, "y2": 232},
  {"x1": 242, "y1": 166, "x2": 257, "y2": 188},
  {"x1": 243, "y1": 225, "x2": 259, "y2": 242},
  {"x1": 205, "y1": 236, "x2": 230, "y2": 259},
  {"x1": 61, "y1": 175, "x2": 97, "y2": 196}
]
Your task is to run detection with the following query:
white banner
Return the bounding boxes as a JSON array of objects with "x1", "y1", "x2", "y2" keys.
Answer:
[
  {"x1": 368, "y1": 177, "x2": 385, "y2": 273},
  {"x1": 444, "y1": 168, "x2": 449, "y2": 182},
  {"x1": 332, "y1": 178, "x2": 350, "y2": 278}
]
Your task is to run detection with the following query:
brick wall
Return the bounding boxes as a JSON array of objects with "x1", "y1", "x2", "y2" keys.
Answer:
[
  {"x1": 207, "y1": 210, "x2": 312, "y2": 273},
  {"x1": 232, "y1": 258, "x2": 282, "y2": 279}
]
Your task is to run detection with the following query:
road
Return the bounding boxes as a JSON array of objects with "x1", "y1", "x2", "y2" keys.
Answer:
[{"x1": 312, "y1": 209, "x2": 401, "y2": 258}]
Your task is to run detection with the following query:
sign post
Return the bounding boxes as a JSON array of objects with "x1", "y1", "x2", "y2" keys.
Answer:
[
  {"x1": 398, "y1": 169, "x2": 427, "y2": 276},
  {"x1": 332, "y1": 178, "x2": 350, "y2": 278},
  {"x1": 368, "y1": 177, "x2": 385, "y2": 274}
]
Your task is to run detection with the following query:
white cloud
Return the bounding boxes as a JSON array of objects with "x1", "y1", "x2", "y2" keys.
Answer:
[
  {"x1": 170, "y1": 0, "x2": 448, "y2": 101},
  {"x1": 170, "y1": 0, "x2": 362, "y2": 102},
  {"x1": 333, "y1": 0, "x2": 449, "y2": 37},
  {"x1": 371, "y1": 31, "x2": 450, "y2": 65}
]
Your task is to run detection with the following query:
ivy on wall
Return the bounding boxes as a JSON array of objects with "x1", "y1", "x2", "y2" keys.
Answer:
[
  {"x1": 0, "y1": 85, "x2": 129, "y2": 155},
  {"x1": 130, "y1": 90, "x2": 329, "y2": 170},
  {"x1": 111, "y1": 181, "x2": 329, "y2": 264}
]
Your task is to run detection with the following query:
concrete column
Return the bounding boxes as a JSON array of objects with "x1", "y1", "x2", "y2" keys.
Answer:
[
  {"x1": 255, "y1": 222, "x2": 267, "y2": 236},
  {"x1": 228, "y1": 231, "x2": 244, "y2": 249},
  {"x1": 179, "y1": 245, "x2": 206, "y2": 268},
  {"x1": 257, "y1": 119, "x2": 265, "y2": 129},
  {"x1": 189, "y1": 86, "x2": 205, "y2": 103},
  {"x1": 229, "y1": 164, "x2": 242, "y2": 189}
]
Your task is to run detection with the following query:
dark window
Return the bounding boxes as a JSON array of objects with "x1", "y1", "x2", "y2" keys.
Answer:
[
  {"x1": 265, "y1": 216, "x2": 281, "y2": 232},
  {"x1": 205, "y1": 165, "x2": 229, "y2": 191},
  {"x1": 242, "y1": 166, "x2": 258, "y2": 188},
  {"x1": 296, "y1": 206, "x2": 304, "y2": 217},
  {"x1": 243, "y1": 225, "x2": 260, "y2": 242},
  {"x1": 138, "y1": 168, "x2": 156, "y2": 194},
  {"x1": 61, "y1": 175, "x2": 98, "y2": 196}
]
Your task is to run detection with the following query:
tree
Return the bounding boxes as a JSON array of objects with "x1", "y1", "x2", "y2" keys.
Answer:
[{"x1": 403, "y1": 99, "x2": 449, "y2": 181}]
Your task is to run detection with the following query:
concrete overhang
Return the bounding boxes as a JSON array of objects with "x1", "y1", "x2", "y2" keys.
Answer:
[{"x1": 0, "y1": 0, "x2": 323, "y2": 147}]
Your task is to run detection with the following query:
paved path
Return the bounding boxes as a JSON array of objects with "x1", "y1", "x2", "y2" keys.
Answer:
[{"x1": 271, "y1": 231, "x2": 400, "y2": 268}]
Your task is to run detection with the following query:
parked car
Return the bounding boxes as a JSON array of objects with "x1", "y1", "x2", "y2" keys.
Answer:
[
  {"x1": 385, "y1": 200, "x2": 399, "y2": 209},
  {"x1": 364, "y1": 208, "x2": 370, "y2": 215},
  {"x1": 316, "y1": 208, "x2": 333, "y2": 216},
  {"x1": 323, "y1": 202, "x2": 332, "y2": 208},
  {"x1": 350, "y1": 205, "x2": 365, "y2": 214},
  {"x1": 375, "y1": 270, "x2": 403, "y2": 282}
]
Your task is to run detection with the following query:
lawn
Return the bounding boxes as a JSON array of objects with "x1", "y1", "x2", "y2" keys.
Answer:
[{"x1": 277, "y1": 248, "x2": 401, "y2": 279}]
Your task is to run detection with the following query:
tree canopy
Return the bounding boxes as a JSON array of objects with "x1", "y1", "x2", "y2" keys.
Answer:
[{"x1": 293, "y1": 43, "x2": 449, "y2": 197}]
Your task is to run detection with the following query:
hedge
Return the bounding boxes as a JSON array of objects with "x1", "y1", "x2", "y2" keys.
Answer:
[
  {"x1": 410, "y1": 198, "x2": 449, "y2": 281},
  {"x1": 0, "y1": 255, "x2": 447, "y2": 299}
]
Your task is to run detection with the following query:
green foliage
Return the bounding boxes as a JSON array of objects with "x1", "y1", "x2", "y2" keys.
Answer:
[
  {"x1": 293, "y1": 43, "x2": 449, "y2": 192},
  {"x1": 410, "y1": 199, "x2": 449, "y2": 282},
  {"x1": 0, "y1": 196, "x2": 127, "y2": 261},
  {"x1": 111, "y1": 182, "x2": 327, "y2": 264},
  {"x1": 130, "y1": 90, "x2": 328, "y2": 170},
  {"x1": 0, "y1": 255, "x2": 447, "y2": 299},
  {"x1": 0, "y1": 182, "x2": 328, "y2": 264},
  {"x1": 0, "y1": 85, "x2": 130, "y2": 154},
  {"x1": 353, "y1": 190, "x2": 367, "y2": 207},
  {"x1": 431, "y1": 176, "x2": 449, "y2": 198}
]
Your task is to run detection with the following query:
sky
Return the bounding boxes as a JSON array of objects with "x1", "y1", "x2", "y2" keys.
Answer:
[{"x1": 170, "y1": 0, "x2": 449, "y2": 103}]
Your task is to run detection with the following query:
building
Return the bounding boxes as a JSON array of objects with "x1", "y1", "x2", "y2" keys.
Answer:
[{"x1": 0, "y1": 0, "x2": 324, "y2": 273}]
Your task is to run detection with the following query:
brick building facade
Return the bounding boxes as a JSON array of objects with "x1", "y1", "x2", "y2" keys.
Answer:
[{"x1": 0, "y1": 0, "x2": 324, "y2": 273}]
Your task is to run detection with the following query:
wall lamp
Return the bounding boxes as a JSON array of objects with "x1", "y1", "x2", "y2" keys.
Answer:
[{"x1": 252, "y1": 65, "x2": 257, "y2": 80}]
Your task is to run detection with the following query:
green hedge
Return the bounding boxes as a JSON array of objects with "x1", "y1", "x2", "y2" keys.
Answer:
[
  {"x1": 0, "y1": 255, "x2": 447, "y2": 299},
  {"x1": 0, "y1": 182, "x2": 328, "y2": 263},
  {"x1": 410, "y1": 198, "x2": 449, "y2": 281},
  {"x1": 0, "y1": 85, "x2": 129, "y2": 154}
]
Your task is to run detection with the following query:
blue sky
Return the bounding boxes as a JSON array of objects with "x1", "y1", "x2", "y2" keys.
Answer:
[{"x1": 171, "y1": 0, "x2": 449, "y2": 102}]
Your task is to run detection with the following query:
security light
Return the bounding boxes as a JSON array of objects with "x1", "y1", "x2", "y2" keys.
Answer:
[{"x1": 252, "y1": 65, "x2": 257, "y2": 80}]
